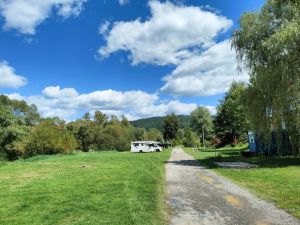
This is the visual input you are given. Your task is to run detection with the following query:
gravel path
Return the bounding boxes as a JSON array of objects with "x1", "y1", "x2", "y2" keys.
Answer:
[{"x1": 166, "y1": 148, "x2": 300, "y2": 225}]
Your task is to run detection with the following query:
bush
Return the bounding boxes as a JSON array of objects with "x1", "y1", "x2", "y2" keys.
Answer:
[
  {"x1": 0, "y1": 125, "x2": 31, "y2": 160},
  {"x1": 22, "y1": 120, "x2": 77, "y2": 158},
  {"x1": 182, "y1": 128, "x2": 200, "y2": 148},
  {"x1": 94, "y1": 124, "x2": 130, "y2": 151}
]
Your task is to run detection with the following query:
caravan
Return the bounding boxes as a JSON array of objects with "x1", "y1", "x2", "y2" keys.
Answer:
[{"x1": 131, "y1": 141, "x2": 163, "y2": 153}]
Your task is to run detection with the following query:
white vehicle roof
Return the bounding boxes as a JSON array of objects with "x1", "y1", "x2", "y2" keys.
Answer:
[{"x1": 131, "y1": 141, "x2": 160, "y2": 144}]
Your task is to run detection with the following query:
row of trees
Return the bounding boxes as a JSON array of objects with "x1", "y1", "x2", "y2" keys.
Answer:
[
  {"x1": 1, "y1": 84, "x2": 248, "y2": 161},
  {"x1": 0, "y1": 95, "x2": 79, "y2": 160},
  {"x1": 66, "y1": 112, "x2": 163, "y2": 152},
  {"x1": 2, "y1": 0, "x2": 299, "y2": 158},
  {"x1": 162, "y1": 0, "x2": 300, "y2": 156},
  {"x1": 0, "y1": 95, "x2": 163, "y2": 160},
  {"x1": 162, "y1": 82, "x2": 249, "y2": 149}
]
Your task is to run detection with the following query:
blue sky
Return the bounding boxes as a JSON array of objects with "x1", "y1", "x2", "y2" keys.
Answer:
[{"x1": 0, "y1": 0, "x2": 264, "y2": 120}]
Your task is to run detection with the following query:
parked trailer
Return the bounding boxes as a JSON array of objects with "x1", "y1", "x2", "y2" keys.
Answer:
[{"x1": 131, "y1": 141, "x2": 163, "y2": 153}]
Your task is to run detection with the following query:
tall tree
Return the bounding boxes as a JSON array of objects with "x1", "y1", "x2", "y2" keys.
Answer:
[
  {"x1": 163, "y1": 113, "x2": 179, "y2": 145},
  {"x1": 94, "y1": 111, "x2": 107, "y2": 126},
  {"x1": 83, "y1": 112, "x2": 90, "y2": 120},
  {"x1": 232, "y1": 0, "x2": 300, "y2": 155},
  {"x1": 214, "y1": 82, "x2": 249, "y2": 145},
  {"x1": 0, "y1": 95, "x2": 40, "y2": 160},
  {"x1": 190, "y1": 107, "x2": 213, "y2": 149},
  {"x1": 182, "y1": 127, "x2": 200, "y2": 148},
  {"x1": 146, "y1": 128, "x2": 163, "y2": 142}
]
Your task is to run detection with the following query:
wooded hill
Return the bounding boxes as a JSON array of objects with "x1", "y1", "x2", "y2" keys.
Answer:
[{"x1": 130, "y1": 115, "x2": 191, "y2": 131}]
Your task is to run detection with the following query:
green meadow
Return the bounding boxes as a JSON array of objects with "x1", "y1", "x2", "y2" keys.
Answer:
[{"x1": 0, "y1": 150, "x2": 171, "y2": 225}]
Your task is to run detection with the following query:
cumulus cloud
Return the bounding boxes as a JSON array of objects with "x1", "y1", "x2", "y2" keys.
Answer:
[
  {"x1": 0, "y1": 0, "x2": 87, "y2": 34},
  {"x1": 161, "y1": 40, "x2": 249, "y2": 96},
  {"x1": 99, "y1": 0, "x2": 232, "y2": 65},
  {"x1": 7, "y1": 86, "x2": 201, "y2": 121},
  {"x1": 0, "y1": 61, "x2": 27, "y2": 89},
  {"x1": 99, "y1": 0, "x2": 246, "y2": 96}
]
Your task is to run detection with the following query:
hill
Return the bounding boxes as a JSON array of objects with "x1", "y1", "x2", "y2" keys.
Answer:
[{"x1": 130, "y1": 115, "x2": 191, "y2": 131}]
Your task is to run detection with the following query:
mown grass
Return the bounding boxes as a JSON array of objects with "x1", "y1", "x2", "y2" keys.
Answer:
[
  {"x1": 185, "y1": 147, "x2": 300, "y2": 219},
  {"x1": 0, "y1": 150, "x2": 171, "y2": 225}
]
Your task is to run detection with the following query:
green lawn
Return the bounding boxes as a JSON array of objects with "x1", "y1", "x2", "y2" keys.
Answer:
[
  {"x1": 185, "y1": 147, "x2": 300, "y2": 219},
  {"x1": 0, "y1": 150, "x2": 171, "y2": 225}
]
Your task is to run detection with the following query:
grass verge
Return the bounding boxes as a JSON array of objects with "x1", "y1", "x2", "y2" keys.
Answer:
[
  {"x1": 185, "y1": 147, "x2": 300, "y2": 219},
  {"x1": 0, "y1": 150, "x2": 171, "y2": 225}
]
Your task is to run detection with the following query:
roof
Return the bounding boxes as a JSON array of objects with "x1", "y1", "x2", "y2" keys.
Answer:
[{"x1": 131, "y1": 141, "x2": 160, "y2": 144}]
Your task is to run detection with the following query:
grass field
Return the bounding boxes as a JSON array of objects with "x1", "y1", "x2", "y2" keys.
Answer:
[
  {"x1": 0, "y1": 150, "x2": 171, "y2": 225},
  {"x1": 185, "y1": 147, "x2": 300, "y2": 219}
]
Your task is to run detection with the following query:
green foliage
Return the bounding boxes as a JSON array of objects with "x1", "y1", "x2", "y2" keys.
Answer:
[
  {"x1": 94, "y1": 123, "x2": 131, "y2": 151},
  {"x1": 163, "y1": 113, "x2": 179, "y2": 143},
  {"x1": 21, "y1": 120, "x2": 77, "y2": 157},
  {"x1": 67, "y1": 112, "x2": 164, "y2": 152},
  {"x1": 232, "y1": 0, "x2": 300, "y2": 155},
  {"x1": 190, "y1": 106, "x2": 213, "y2": 147},
  {"x1": 83, "y1": 112, "x2": 91, "y2": 120},
  {"x1": 214, "y1": 82, "x2": 249, "y2": 145},
  {"x1": 0, "y1": 95, "x2": 40, "y2": 160},
  {"x1": 145, "y1": 128, "x2": 163, "y2": 142},
  {"x1": 0, "y1": 125, "x2": 31, "y2": 160},
  {"x1": 94, "y1": 111, "x2": 108, "y2": 126},
  {"x1": 131, "y1": 127, "x2": 146, "y2": 141},
  {"x1": 131, "y1": 115, "x2": 191, "y2": 131},
  {"x1": 67, "y1": 120, "x2": 95, "y2": 152},
  {"x1": 182, "y1": 127, "x2": 200, "y2": 148}
]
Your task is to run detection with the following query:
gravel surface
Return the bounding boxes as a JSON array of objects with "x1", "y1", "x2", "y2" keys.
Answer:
[{"x1": 166, "y1": 148, "x2": 300, "y2": 225}]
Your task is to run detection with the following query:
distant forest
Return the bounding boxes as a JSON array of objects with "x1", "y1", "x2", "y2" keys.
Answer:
[{"x1": 130, "y1": 115, "x2": 191, "y2": 131}]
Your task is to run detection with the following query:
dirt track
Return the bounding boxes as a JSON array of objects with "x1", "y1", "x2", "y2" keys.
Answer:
[{"x1": 166, "y1": 148, "x2": 300, "y2": 225}]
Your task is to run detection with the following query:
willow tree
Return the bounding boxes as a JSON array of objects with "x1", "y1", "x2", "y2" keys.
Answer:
[{"x1": 232, "y1": 0, "x2": 300, "y2": 155}]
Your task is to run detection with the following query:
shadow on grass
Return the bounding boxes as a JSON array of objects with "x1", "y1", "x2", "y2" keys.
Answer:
[
  {"x1": 200, "y1": 146, "x2": 249, "y2": 153},
  {"x1": 165, "y1": 151, "x2": 300, "y2": 169},
  {"x1": 198, "y1": 154, "x2": 300, "y2": 169}
]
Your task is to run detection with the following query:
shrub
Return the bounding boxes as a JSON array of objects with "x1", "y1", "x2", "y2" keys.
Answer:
[
  {"x1": 182, "y1": 127, "x2": 200, "y2": 148},
  {"x1": 23, "y1": 120, "x2": 77, "y2": 158},
  {"x1": 0, "y1": 125, "x2": 31, "y2": 160},
  {"x1": 94, "y1": 124, "x2": 131, "y2": 151}
]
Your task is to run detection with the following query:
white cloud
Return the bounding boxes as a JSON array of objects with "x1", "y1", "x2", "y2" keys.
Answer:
[
  {"x1": 0, "y1": 0, "x2": 87, "y2": 34},
  {"x1": 0, "y1": 61, "x2": 27, "y2": 89},
  {"x1": 99, "y1": 20, "x2": 110, "y2": 36},
  {"x1": 118, "y1": 0, "x2": 129, "y2": 6},
  {"x1": 99, "y1": 1, "x2": 246, "y2": 96},
  {"x1": 161, "y1": 40, "x2": 249, "y2": 96},
  {"x1": 99, "y1": 0, "x2": 232, "y2": 65},
  {"x1": 7, "y1": 86, "x2": 200, "y2": 121},
  {"x1": 205, "y1": 105, "x2": 217, "y2": 115}
]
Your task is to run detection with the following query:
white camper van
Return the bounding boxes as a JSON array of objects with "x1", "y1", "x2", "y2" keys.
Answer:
[{"x1": 131, "y1": 141, "x2": 163, "y2": 153}]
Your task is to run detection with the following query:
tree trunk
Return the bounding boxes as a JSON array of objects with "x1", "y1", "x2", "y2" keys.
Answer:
[{"x1": 202, "y1": 127, "x2": 206, "y2": 149}]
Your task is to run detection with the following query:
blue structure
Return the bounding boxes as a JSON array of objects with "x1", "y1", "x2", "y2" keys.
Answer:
[
  {"x1": 248, "y1": 130, "x2": 290, "y2": 154},
  {"x1": 248, "y1": 131, "x2": 257, "y2": 152}
]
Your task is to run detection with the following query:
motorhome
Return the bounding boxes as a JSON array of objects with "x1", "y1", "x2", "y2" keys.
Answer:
[{"x1": 131, "y1": 141, "x2": 163, "y2": 153}]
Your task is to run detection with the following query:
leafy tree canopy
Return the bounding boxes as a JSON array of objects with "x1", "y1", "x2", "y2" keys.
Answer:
[
  {"x1": 214, "y1": 82, "x2": 249, "y2": 145},
  {"x1": 163, "y1": 113, "x2": 179, "y2": 143},
  {"x1": 232, "y1": 0, "x2": 300, "y2": 155}
]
